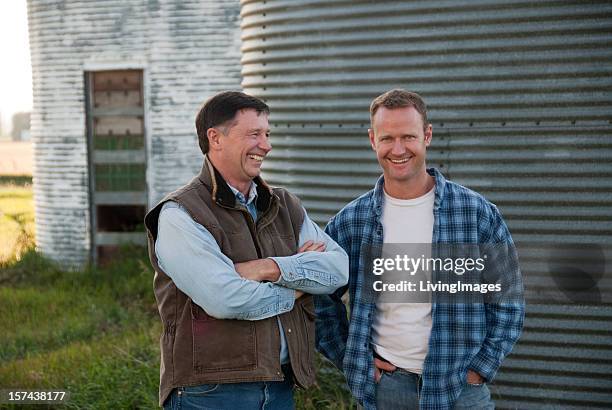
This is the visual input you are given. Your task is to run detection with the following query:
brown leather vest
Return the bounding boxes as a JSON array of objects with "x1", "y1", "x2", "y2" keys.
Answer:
[{"x1": 144, "y1": 159, "x2": 316, "y2": 406}]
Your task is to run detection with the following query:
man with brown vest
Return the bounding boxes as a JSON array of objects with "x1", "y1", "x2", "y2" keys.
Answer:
[{"x1": 144, "y1": 91, "x2": 349, "y2": 409}]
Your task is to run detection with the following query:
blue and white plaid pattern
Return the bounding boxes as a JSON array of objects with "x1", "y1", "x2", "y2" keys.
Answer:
[{"x1": 314, "y1": 168, "x2": 524, "y2": 410}]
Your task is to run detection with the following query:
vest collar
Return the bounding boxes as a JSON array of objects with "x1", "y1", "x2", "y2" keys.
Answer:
[{"x1": 199, "y1": 156, "x2": 275, "y2": 213}]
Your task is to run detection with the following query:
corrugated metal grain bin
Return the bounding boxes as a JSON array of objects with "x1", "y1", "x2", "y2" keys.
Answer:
[
  {"x1": 240, "y1": 0, "x2": 612, "y2": 408},
  {"x1": 27, "y1": 0, "x2": 242, "y2": 266}
]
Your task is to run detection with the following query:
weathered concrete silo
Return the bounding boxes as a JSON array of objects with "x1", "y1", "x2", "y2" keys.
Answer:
[
  {"x1": 239, "y1": 0, "x2": 612, "y2": 408},
  {"x1": 27, "y1": 0, "x2": 242, "y2": 266}
]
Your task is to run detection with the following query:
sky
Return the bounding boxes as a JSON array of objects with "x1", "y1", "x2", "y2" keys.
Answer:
[{"x1": 0, "y1": 0, "x2": 32, "y2": 136}]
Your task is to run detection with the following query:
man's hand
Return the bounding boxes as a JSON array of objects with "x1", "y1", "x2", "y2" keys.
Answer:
[
  {"x1": 298, "y1": 240, "x2": 326, "y2": 253},
  {"x1": 374, "y1": 356, "x2": 396, "y2": 383},
  {"x1": 466, "y1": 369, "x2": 484, "y2": 385},
  {"x1": 235, "y1": 259, "x2": 281, "y2": 282},
  {"x1": 234, "y1": 241, "x2": 325, "y2": 282}
]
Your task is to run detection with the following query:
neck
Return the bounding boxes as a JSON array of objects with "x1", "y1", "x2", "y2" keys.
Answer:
[
  {"x1": 207, "y1": 155, "x2": 252, "y2": 197},
  {"x1": 229, "y1": 180, "x2": 252, "y2": 197},
  {"x1": 384, "y1": 170, "x2": 434, "y2": 200}
]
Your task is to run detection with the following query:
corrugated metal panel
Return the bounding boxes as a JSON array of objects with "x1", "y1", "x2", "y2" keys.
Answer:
[
  {"x1": 240, "y1": 0, "x2": 612, "y2": 408},
  {"x1": 27, "y1": 0, "x2": 242, "y2": 267}
]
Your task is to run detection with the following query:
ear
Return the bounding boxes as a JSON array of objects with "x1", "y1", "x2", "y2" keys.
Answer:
[
  {"x1": 424, "y1": 124, "x2": 433, "y2": 147},
  {"x1": 207, "y1": 128, "x2": 222, "y2": 151},
  {"x1": 368, "y1": 128, "x2": 376, "y2": 151}
]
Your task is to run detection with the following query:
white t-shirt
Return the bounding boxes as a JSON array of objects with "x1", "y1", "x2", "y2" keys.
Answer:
[{"x1": 371, "y1": 186, "x2": 435, "y2": 374}]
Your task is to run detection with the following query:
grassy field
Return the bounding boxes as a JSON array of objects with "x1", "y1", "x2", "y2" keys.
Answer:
[
  {"x1": 0, "y1": 178, "x2": 354, "y2": 409},
  {"x1": 0, "y1": 177, "x2": 34, "y2": 264}
]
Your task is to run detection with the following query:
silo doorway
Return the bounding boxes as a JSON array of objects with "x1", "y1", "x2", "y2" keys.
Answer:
[{"x1": 85, "y1": 70, "x2": 147, "y2": 265}]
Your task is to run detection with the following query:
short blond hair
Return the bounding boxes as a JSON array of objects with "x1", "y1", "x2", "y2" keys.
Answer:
[{"x1": 370, "y1": 89, "x2": 428, "y2": 131}]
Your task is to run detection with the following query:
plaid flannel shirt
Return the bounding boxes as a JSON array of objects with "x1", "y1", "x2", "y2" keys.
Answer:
[{"x1": 314, "y1": 168, "x2": 524, "y2": 410}]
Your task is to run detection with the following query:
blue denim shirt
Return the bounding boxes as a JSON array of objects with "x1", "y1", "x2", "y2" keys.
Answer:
[
  {"x1": 155, "y1": 181, "x2": 349, "y2": 364},
  {"x1": 314, "y1": 168, "x2": 524, "y2": 410}
]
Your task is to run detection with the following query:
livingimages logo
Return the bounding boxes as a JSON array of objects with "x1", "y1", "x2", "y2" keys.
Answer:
[{"x1": 361, "y1": 243, "x2": 523, "y2": 303}]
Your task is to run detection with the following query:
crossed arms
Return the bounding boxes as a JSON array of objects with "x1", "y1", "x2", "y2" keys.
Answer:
[{"x1": 155, "y1": 201, "x2": 349, "y2": 320}]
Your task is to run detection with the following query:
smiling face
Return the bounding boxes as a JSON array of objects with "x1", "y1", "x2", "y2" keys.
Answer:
[
  {"x1": 369, "y1": 106, "x2": 433, "y2": 198},
  {"x1": 207, "y1": 108, "x2": 271, "y2": 194}
]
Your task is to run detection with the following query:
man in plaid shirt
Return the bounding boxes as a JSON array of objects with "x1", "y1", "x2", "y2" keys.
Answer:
[{"x1": 314, "y1": 89, "x2": 524, "y2": 409}]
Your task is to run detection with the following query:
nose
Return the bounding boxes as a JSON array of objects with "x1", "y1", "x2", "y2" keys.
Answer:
[
  {"x1": 259, "y1": 134, "x2": 272, "y2": 153},
  {"x1": 391, "y1": 138, "x2": 405, "y2": 156}
]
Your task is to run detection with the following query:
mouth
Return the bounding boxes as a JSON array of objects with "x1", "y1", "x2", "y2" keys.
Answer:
[
  {"x1": 248, "y1": 154, "x2": 265, "y2": 163},
  {"x1": 388, "y1": 156, "x2": 411, "y2": 164}
]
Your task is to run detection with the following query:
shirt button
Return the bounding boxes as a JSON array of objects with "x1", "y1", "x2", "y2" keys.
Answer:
[{"x1": 288, "y1": 328, "x2": 292, "y2": 333}]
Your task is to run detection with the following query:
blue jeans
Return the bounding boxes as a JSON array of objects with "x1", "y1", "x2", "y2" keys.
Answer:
[
  {"x1": 375, "y1": 368, "x2": 494, "y2": 410},
  {"x1": 164, "y1": 371, "x2": 294, "y2": 410}
]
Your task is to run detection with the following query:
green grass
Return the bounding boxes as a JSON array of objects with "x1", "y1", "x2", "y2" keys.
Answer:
[
  {"x1": 0, "y1": 180, "x2": 34, "y2": 264},
  {"x1": 0, "y1": 182, "x2": 354, "y2": 409},
  {"x1": 0, "y1": 248, "x2": 161, "y2": 409}
]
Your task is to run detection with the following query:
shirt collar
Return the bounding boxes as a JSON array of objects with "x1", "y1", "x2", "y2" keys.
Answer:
[
  {"x1": 428, "y1": 167, "x2": 447, "y2": 211},
  {"x1": 372, "y1": 167, "x2": 447, "y2": 216},
  {"x1": 227, "y1": 180, "x2": 259, "y2": 206}
]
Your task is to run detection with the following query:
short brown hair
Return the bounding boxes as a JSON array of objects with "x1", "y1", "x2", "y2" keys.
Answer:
[
  {"x1": 370, "y1": 89, "x2": 428, "y2": 131},
  {"x1": 195, "y1": 91, "x2": 269, "y2": 154}
]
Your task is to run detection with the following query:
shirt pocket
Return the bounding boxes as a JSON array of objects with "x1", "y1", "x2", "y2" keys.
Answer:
[
  {"x1": 191, "y1": 302, "x2": 257, "y2": 373},
  {"x1": 266, "y1": 231, "x2": 297, "y2": 257}
]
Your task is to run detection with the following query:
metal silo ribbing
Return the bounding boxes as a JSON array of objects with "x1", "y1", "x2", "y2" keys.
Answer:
[
  {"x1": 28, "y1": 0, "x2": 242, "y2": 266},
  {"x1": 240, "y1": 0, "x2": 612, "y2": 408}
]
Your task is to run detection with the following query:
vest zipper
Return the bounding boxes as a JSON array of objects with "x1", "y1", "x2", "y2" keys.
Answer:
[{"x1": 239, "y1": 207, "x2": 263, "y2": 259}]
